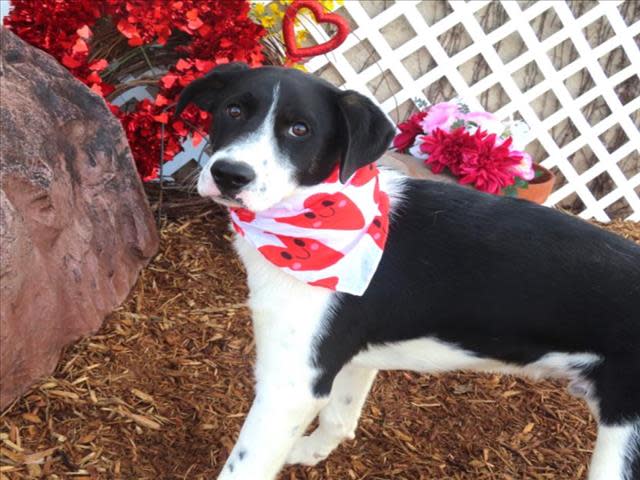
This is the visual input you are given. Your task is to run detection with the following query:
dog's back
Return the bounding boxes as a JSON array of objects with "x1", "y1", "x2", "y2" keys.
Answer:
[
  {"x1": 373, "y1": 178, "x2": 640, "y2": 356},
  {"x1": 317, "y1": 178, "x2": 640, "y2": 407}
]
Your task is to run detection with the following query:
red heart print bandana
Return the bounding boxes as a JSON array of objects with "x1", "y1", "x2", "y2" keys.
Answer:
[{"x1": 230, "y1": 164, "x2": 389, "y2": 295}]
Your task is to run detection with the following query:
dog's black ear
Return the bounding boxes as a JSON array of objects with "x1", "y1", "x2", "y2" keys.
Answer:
[
  {"x1": 174, "y1": 62, "x2": 250, "y2": 118},
  {"x1": 337, "y1": 90, "x2": 395, "y2": 183}
]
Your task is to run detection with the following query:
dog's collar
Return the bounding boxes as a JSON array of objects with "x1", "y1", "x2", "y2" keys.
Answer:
[{"x1": 230, "y1": 164, "x2": 389, "y2": 295}]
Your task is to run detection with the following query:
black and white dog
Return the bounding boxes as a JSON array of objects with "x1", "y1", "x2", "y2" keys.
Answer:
[{"x1": 176, "y1": 63, "x2": 640, "y2": 480}]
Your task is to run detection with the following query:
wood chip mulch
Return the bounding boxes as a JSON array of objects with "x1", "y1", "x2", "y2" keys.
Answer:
[{"x1": 1, "y1": 207, "x2": 638, "y2": 480}]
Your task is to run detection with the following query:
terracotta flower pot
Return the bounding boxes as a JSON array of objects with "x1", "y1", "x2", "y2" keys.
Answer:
[{"x1": 515, "y1": 164, "x2": 556, "y2": 204}]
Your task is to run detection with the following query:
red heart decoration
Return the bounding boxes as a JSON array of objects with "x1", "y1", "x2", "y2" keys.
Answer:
[{"x1": 283, "y1": 0, "x2": 350, "y2": 60}]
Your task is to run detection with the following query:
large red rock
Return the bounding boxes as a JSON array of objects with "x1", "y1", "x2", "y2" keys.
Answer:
[{"x1": 0, "y1": 28, "x2": 159, "y2": 409}]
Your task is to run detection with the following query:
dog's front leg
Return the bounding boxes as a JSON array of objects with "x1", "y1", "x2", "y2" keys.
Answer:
[
  {"x1": 287, "y1": 364, "x2": 377, "y2": 466},
  {"x1": 217, "y1": 382, "x2": 325, "y2": 480},
  {"x1": 216, "y1": 296, "x2": 330, "y2": 480}
]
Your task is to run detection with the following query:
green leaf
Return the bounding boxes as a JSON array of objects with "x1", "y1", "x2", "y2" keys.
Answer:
[
  {"x1": 515, "y1": 178, "x2": 529, "y2": 189},
  {"x1": 415, "y1": 97, "x2": 429, "y2": 109},
  {"x1": 503, "y1": 185, "x2": 517, "y2": 196},
  {"x1": 534, "y1": 168, "x2": 543, "y2": 178},
  {"x1": 450, "y1": 119, "x2": 465, "y2": 130}
]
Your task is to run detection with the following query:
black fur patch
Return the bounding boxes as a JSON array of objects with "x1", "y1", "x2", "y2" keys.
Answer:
[
  {"x1": 176, "y1": 65, "x2": 394, "y2": 186},
  {"x1": 314, "y1": 180, "x2": 640, "y2": 426}
]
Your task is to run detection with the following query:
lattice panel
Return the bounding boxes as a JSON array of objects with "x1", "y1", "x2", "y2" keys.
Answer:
[{"x1": 302, "y1": 0, "x2": 640, "y2": 221}]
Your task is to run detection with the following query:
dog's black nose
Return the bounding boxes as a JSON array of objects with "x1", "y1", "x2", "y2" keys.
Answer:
[{"x1": 211, "y1": 160, "x2": 256, "y2": 192}]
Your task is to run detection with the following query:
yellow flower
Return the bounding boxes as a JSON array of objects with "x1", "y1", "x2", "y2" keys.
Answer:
[
  {"x1": 320, "y1": 0, "x2": 335, "y2": 11},
  {"x1": 269, "y1": 3, "x2": 285, "y2": 19},
  {"x1": 260, "y1": 15, "x2": 277, "y2": 28},
  {"x1": 253, "y1": 3, "x2": 265, "y2": 16},
  {"x1": 291, "y1": 63, "x2": 308, "y2": 72},
  {"x1": 296, "y1": 29, "x2": 308, "y2": 42}
]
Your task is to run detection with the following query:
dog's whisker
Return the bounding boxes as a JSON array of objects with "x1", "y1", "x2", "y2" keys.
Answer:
[{"x1": 186, "y1": 172, "x2": 200, "y2": 194}]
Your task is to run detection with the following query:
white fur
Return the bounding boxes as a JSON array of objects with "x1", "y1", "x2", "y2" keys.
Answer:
[
  {"x1": 198, "y1": 84, "x2": 300, "y2": 212},
  {"x1": 286, "y1": 365, "x2": 378, "y2": 466},
  {"x1": 589, "y1": 423, "x2": 638, "y2": 480},
  {"x1": 216, "y1": 233, "x2": 334, "y2": 480},
  {"x1": 378, "y1": 166, "x2": 407, "y2": 210},
  {"x1": 216, "y1": 169, "x2": 405, "y2": 479},
  {"x1": 353, "y1": 338, "x2": 601, "y2": 386}
]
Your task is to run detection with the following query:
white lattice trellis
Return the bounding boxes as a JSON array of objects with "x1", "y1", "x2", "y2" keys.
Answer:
[{"x1": 302, "y1": 0, "x2": 640, "y2": 221}]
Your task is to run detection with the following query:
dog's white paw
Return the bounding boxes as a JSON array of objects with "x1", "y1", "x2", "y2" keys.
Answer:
[{"x1": 286, "y1": 435, "x2": 332, "y2": 466}]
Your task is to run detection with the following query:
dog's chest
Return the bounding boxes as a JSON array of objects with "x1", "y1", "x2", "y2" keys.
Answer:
[{"x1": 233, "y1": 234, "x2": 334, "y2": 373}]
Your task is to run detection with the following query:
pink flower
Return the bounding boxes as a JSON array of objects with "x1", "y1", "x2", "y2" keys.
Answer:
[
  {"x1": 509, "y1": 151, "x2": 535, "y2": 181},
  {"x1": 420, "y1": 102, "x2": 461, "y2": 134},
  {"x1": 397, "y1": 101, "x2": 537, "y2": 195},
  {"x1": 393, "y1": 111, "x2": 427, "y2": 152}
]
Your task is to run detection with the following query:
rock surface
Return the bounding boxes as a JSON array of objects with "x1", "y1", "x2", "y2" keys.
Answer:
[{"x1": 0, "y1": 28, "x2": 159, "y2": 409}]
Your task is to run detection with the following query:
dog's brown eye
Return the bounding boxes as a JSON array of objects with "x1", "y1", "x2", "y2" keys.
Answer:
[
  {"x1": 226, "y1": 104, "x2": 242, "y2": 118},
  {"x1": 289, "y1": 122, "x2": 309, "y2": 137}
]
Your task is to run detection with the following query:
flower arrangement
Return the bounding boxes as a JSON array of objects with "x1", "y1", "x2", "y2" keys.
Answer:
[
  {"x1": 393, "y1": 101, "x2": 539, "y2": 196},
  {"x1": 6, "y1": 0, "x2": 339, "y2": 181}
]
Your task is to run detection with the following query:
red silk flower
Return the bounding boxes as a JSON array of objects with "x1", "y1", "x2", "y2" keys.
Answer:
[
  {"x1": 392, "y1": 111, "x2": 428, "y2": 152},
  {"x1": 420, "y1": 127, "x2": 476, "y2": 176},
  {"x1": 4, "y1": 0, "x2": 266, "y2": 180},
  {"x1": 457, "y1": 131, "x2": 523, "y2": 195}
]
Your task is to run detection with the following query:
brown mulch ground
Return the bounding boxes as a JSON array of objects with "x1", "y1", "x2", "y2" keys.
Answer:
[{"x1": 1, "y1": 206, "x2": 639, "y2": 480}]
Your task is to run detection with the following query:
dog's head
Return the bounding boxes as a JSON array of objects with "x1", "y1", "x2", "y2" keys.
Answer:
[{"x1": 175, "y1": 63, "x2": 394, "y2": 212}]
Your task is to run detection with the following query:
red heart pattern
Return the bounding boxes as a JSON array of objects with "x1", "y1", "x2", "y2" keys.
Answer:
[
  {"x1": 275, "y1": 192, "x2": 365, "y2": 230},
  {"x1": 258, "y1": 235, "x2": 344, "y2": 271}
]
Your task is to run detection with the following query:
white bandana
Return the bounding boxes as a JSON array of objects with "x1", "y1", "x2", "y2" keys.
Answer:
[{"x1": 230, "y1": 164, "x2": 389, "y2": 295}]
